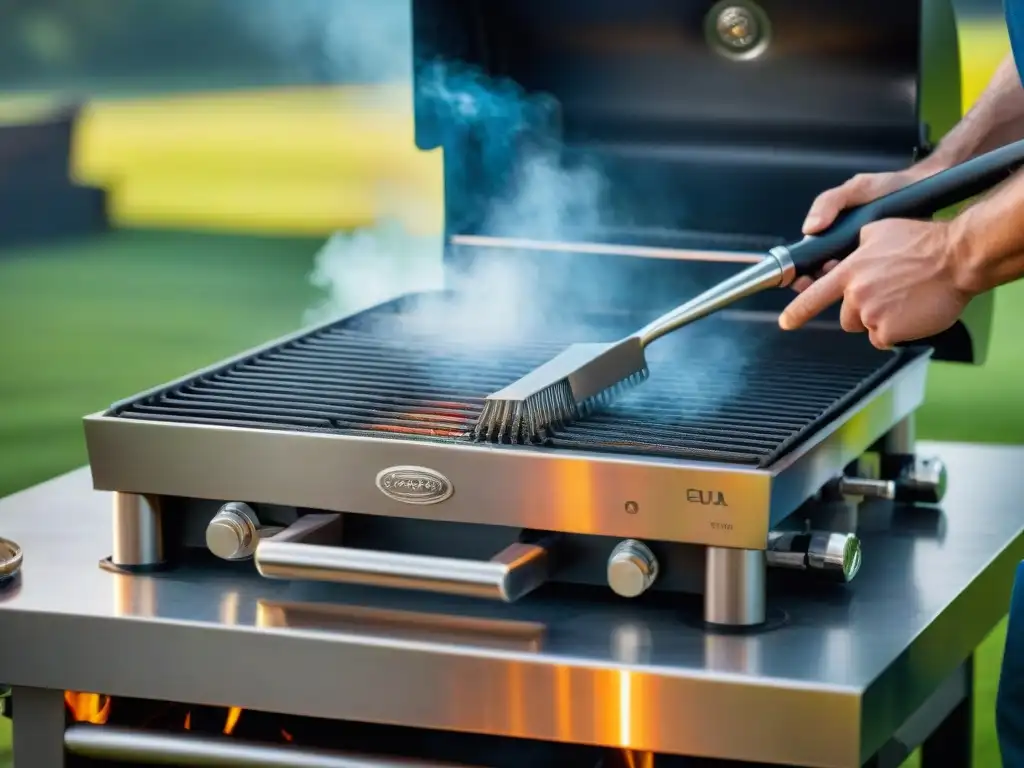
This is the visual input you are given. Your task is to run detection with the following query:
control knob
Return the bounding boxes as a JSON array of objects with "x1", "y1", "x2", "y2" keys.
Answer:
[
  {"x1": 895, "y1": 457, "x2": 948, "y2": 505},
  {"x1": 828, "y1": 456, "x2": 947, "y2": 507},
  {"x1": 766, "y1": 530, "x2": 862, "y2": 583},
  {"x1": 607, "y1": 539, "x2": 659, "y2": 598},
  {"x1": 206, "y1": 502, "x2": 260, "y2": 561}
]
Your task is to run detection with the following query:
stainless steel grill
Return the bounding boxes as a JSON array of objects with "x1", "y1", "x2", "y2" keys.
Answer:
[{"x1": 110, "y1": 300, "x2": 911, "y2": 468}]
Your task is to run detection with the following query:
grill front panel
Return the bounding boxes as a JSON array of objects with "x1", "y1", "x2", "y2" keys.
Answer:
[{"x1": 110, "y1": 297, "x2": 913, "y2": 467}]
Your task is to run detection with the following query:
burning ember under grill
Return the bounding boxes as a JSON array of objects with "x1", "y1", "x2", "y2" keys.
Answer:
[
  {"x1": 108, "y1": 300, "x2": 910, "y2": 467},
  {"x1": 65, "y1": 691, "x2": 250, "y2": 738}
]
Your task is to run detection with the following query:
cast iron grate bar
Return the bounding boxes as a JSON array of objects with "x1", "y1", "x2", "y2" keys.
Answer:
[{"x1": 110, "y1": 304, "x2": 911, "y2": 467}]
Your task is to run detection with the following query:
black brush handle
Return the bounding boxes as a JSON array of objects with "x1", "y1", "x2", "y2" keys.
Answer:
[{"x1": 785, "y1": 137, "x2": 1024, "y2": 277}]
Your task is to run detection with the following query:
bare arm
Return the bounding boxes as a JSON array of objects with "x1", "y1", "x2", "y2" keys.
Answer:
[
  {"x1": 949, "y1": 167, "x2": 1024, "y2": 296},
  {"x1": 916, "y1": 52, "x2": 1024, "y2": 296},
  {"x1": 927, "y1": 52, "x2": 1024, "y2": 168},
  {"x1": 778, "y1": 53, "x2": 1024, "y2": 343},
  {"x1": 800, "y1": 52, "x2": 1024, "y2": 235},
  {"x1": 778, "y1": 164, "x2": 1024, "y2": 342}
]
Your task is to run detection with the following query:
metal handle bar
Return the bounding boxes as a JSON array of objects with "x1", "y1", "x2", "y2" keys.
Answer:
[
  {"x1": 66, "y1": 724, "x2": 482, "y2": 767},
  {"x1": 254, "y1": 516, "x2": 551, "y2": 603}
]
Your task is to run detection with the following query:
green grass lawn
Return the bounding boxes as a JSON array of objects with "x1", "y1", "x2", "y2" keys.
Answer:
[
  {"x1": 0, "y1": 230, "x2": 324, "y2": 767},
  {"x1": 0, "y1": 228, "x2": 1021, "y2": 765},
  {"x1": 0, "y1": 230, "x2": 321, "y2": 498}
]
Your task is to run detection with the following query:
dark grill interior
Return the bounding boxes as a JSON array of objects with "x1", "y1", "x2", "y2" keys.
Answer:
[{"x1": 110, "y1": 295, "x2": 914, "y2": 467}]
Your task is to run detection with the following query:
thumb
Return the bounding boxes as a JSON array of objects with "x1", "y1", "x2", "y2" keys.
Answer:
[{"x1": 778, "y1": 268, "x2": 847, "y2": 330}]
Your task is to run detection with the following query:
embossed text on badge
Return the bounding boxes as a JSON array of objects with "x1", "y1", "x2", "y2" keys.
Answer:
[{"x1": 375, "y1": 466, "x2": 454, "y2": 505}]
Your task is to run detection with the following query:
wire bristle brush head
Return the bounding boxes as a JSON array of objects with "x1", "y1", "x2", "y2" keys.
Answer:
[{"x1": 471, "y1": 339, "x2": 650, "y2": 444}]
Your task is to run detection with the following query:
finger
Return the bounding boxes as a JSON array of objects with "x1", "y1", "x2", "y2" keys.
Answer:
[
  {"x1": 839, "y1": 298, "x2": 866, "y2": 333},
  {"x1": 802, "y1": 178, "x2": 878, "y2": 235},
  {"x1": 802, "y1": 188, "x2": 848, "y2": 234},
  {"x1": 779, "y1": 266, "x2": 848, "y2": 330},
  {"x1": 790, "y1": 260, "x2": 840, "y2": 293},
  {"x1": 868, "y1": 328, "x2": 893, "y2": 350}
]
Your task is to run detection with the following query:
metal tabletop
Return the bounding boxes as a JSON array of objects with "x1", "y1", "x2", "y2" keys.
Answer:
[{"x1": 0, "y1": 441, "x2": 1020, "y2": 768}]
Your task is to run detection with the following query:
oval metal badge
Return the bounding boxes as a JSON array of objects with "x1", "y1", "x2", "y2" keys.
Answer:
[{"x1": 375, "y1": 466, "x2": 454, "y2": 505}]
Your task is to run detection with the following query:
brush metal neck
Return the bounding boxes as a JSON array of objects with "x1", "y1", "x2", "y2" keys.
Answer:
[{"x1": 635, "y1": 248, "x2": 795, "y2": 346}]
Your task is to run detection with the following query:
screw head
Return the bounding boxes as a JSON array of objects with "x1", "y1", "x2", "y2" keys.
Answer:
[
  {"x1": 607, "y1": 539, "x2": 659, "y2": 598},
  {"x1": 705, "y1": 0, "x2": 771, "y2": 60},
  {"x1": 716, "y1": 6, "x2": 759, "y2": 49}
]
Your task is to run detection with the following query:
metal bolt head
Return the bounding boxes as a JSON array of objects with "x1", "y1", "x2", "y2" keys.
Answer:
[
  {"x1": 206, "y1": 502, "x2": 260, "y2": 561},
  {"x1": 705, "y1": 0, "x2": 771, "y2": 60},
  {"x1": 607, "y1": 539, "x2": 659, "y2": 598},
  {"x1": 716, "y1": 6, "x2": 759, "y2": 49}
]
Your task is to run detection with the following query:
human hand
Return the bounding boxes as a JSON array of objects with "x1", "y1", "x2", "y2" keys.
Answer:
[
  {"x1": 778, "y1": 218, "x2": 975, "y2": 349},
  {"x1": 793, "y1": 166, "x2": 943, "y2": 293}
]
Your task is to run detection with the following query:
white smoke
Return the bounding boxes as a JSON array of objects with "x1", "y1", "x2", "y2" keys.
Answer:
[
  {"x1": 285, "y1": 2, "x2": 617, "y2": 346},
  {"x1": 305, "y1": 145, "x2": 609, "y2": 347},
  {"x1": 306, "y1": 224, "x2": 443, "y2": 321},
  {"x1": 237, "y1": 0, "x2": 413, "y2": 84},
  {"x1": 246, "y1": 0, "x2": 757, "y2": 413}
]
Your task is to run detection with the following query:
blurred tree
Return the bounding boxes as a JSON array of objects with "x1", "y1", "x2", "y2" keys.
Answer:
[{"x1": 0, "y1": 0, "x2": 397, "y2": 92}]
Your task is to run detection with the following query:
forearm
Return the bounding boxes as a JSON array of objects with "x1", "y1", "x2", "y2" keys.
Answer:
[
  {"x1": 949, "y1": 167, "x2": 1024, "y2": 294},
  {"x1": 923, "y1": 53, "x2": 1024, "y2": 170}
]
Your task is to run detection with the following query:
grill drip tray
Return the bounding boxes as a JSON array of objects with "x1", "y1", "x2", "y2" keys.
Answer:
[{"x1": 108, "y1": 294, "x2": 910, "y2": 468}]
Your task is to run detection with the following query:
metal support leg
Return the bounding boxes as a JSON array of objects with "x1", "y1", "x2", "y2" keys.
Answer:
[
  {"x1": 921, "y1": 654, "x2": 974, "y2": 768},
  {"x1": 880, "y1": 414, "x2": 916, "y2": 480},
  {"x1": 12, "y1": 686, "x2": 65, "y2": 768},
  {"x1": 111, "y1": 492, "x2": 165, "y2": 568},
  {"x1": 882, "y1": 414, "x2": 916, "y2": 455},
  {"x1": 860, "y1": 656, "x2": 973, "y2": 768},
  {"x1": 704, "y1": 547, "x2": 766, "y2": 627}
]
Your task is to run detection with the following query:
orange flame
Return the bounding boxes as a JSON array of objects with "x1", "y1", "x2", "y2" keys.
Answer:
[
  {"x1": 622, "y1": 751, "x2": 655, "y2": 768},
  {"x1": 224, "y1": 706, "x2": 242, "y2": 735},
  {"x1": 281, "y1": 728, "x2": 294, "y2": 742},
  {"x1": 64, "y1": 692, "x2": 111, "y2": 724},
  {"x1": 182, "y1": 707, "x2": 241, "y2": 734},
  {"x1": 64, "y1": 693, "x2": 245, "y2": 740}
]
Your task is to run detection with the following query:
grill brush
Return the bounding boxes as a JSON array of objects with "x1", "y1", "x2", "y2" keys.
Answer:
[{"x1": 472, "y1": 137, "x2": 1024, "y2": 443}]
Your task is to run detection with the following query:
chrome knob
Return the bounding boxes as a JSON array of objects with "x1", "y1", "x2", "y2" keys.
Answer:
[
  {"x1": 807, "y1": 532, "x2": 862, "y2": 583},
  {"x1": 896, "y1": 457, "x2": 948, "y2": 505},
  {"x1": 206, "y1": 502, "x2": 260, "y2": 561},
  {"x1": 607, "y1": 539, "x2": 659, "y2": 598},
  {"x1": 716, "y1": 6, "x2": 759, "y2": 49},
  {"x1": 706, "y1": 0, "x2": 771, "y2": 60},
  {"x1": 766, "y1": 530, "x2": 862, "y2": 583}
]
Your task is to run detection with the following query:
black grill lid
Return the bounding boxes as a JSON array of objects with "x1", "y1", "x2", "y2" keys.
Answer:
[
  {"x1": 411, "y1": 0, "x2": 962, "y2": 242},
  {"x1": 409, "y1": 0, "x2": 988, "y2": 364}
]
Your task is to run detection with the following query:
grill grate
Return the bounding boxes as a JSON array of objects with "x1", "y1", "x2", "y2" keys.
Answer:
[{"x1": 111, "y1": 302, "x2": 913, "y2": 467}]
